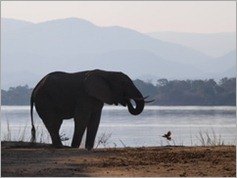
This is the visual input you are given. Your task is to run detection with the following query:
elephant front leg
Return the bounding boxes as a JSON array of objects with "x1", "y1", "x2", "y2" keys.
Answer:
[
  {"x1": 85, "y1": 110, "x2": 102, "y2": 150},
  {"x1": 71, "y1": 115, "x2": 89, "y2": 148}
]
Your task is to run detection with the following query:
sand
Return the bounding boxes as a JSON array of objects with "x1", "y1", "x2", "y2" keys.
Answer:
[{"x1": 1, "y1": 141, "x2": 236, "y2": 177}]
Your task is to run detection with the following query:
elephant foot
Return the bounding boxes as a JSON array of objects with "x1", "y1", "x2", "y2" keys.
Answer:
[
  {"x1": 55, "y1": 146, "x2": 69, "y2": 149},
  {"x1": 71, "y1": 144, "x2": 79, "y2": 148},
  {"x1": 52, "y1": 143, "x2": 64, "y2": 149},
  {"x1": 86, "y1": 146, "x2": 93, "y2": 151}
]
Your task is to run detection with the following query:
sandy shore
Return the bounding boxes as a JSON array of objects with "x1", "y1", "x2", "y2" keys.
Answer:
[{"x1": 1, "y1": 141, "x2": 236, "y2": 177}]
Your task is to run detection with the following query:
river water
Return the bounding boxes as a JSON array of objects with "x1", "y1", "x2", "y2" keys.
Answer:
[{"x1": 1, "y1": 105, "x2": 236, "y2": 148}]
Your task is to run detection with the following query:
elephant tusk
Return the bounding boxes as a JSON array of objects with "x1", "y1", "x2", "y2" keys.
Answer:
[
  {"x1": 131, "y1": 96, "x2": 155, "y2": 103},
  {"x1": 132, "y1": 96, "x2": 149, "y2": 101},
  {"x1": 145, "y1": 99, "x2": 155, "y2": 103}
]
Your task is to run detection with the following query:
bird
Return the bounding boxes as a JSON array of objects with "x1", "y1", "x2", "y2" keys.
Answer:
[{"x1": 162, "y1": 131, "x2": 172, "y2": 141}]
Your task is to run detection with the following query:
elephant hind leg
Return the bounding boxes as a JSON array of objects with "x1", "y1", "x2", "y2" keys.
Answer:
[
  {"x1": 43, "y1": 117, "x2": 63, "y2": 148},
  {"x1": 85, "y1": 110, "x2": 102, "y2": 150}
]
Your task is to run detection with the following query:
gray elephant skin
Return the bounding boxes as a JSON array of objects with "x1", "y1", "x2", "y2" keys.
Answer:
[{"x1": 30, "y1": 69, "x2": 145, "y2": 150}]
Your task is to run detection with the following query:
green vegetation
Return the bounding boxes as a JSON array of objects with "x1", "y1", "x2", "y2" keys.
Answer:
[
  {"x1": 1, "y1": 85, "x2": 33, "y2": 105},
  {"x1": 1, "y1": 77, "x2": 236, "y2": 106},
  {"x1": 134, "y1": 77, "x2": 236, "y2": 106}
]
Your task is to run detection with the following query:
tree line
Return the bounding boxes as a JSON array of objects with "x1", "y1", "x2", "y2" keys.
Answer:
[
  {"x1": 1, "y1": 77, "x2": 236, "y2": 106},
  {"x1": 134, "y1": 77, "x2": 236, "y2": 106}
]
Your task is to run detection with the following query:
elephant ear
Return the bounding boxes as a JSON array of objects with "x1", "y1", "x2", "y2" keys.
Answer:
[{"x1": 84, "y1": 71, "x2": 114, "y2": 105}]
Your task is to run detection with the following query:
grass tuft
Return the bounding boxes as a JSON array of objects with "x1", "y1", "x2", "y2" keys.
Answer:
[
  {"x1": 196, "y1": 129, "x2": 225, "y2": 146},
  {"x1": 96, "y1": 132, "x2": 112, "y2": 148}
]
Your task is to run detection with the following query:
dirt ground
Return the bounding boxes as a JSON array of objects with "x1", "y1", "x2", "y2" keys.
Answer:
[{"x1": 1, "y1": 141, "x2": 236, "y2": 177}]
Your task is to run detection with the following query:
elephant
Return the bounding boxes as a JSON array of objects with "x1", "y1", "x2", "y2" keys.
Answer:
[{"x1": 30, "y1": 69, "x2": 148, "y2": 150}]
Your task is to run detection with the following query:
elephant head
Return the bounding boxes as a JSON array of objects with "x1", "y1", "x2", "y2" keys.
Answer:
[{"x1": 84, "y1": 70, "x2": 144, "y2": 115}]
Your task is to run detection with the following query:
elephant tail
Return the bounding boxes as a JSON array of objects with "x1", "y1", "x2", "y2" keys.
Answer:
[{"x1": 30, "y1": 94, "x2": 36, "y2": 143}]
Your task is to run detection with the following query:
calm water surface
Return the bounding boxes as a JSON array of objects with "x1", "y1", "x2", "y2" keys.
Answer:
[{"x1": 1, "y1": 106, "x2": 236, "y2": 148}]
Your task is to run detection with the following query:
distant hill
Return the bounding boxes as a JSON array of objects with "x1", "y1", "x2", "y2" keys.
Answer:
[
  {"x1": 1, "y1": 17, "x2": 236, "y2": 89},
  {"x1": 1, "y1": 18, "x2": 35, "y2": 33},
  {"x1": 146, "y1": 31, "x2": 236, "y2": 57}
]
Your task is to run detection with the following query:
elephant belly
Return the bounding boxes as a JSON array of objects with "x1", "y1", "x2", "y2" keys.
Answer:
[
  {"x1": 35, "y1": 100, "x2": 76, "y2": 120},
  {"x1": 55, "y1": 107, "x2": 75, "y2": 119}
]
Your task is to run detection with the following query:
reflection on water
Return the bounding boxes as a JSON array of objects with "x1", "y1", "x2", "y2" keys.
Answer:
[{"x1": 1, "y1": 106, "x2": 236, "y2": 147}]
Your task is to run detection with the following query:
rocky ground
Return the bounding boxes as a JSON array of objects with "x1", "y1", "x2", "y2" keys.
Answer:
[{"x1": 1, "y1": 141, "x2": 236, "y2": 177}]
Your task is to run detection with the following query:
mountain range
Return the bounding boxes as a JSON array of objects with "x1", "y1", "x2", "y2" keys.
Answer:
[
  {"x1": 1, "y1": 18, "x2": 236, "y2": 89},
  {"x1": 146, "y1": 31, "x2": 236, "y2": 58}
]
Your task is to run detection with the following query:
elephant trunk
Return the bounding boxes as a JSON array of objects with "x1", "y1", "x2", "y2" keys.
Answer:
[{"x1": 127, "y1": 97, "x2": 144, "y2": 115}]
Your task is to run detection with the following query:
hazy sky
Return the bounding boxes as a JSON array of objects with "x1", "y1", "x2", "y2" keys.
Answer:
[{"x1": 1, "y1": 1, "x2": 236, "y2": 33}]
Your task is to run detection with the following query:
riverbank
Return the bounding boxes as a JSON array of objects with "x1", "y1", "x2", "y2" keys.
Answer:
[{"x1": 1, "y1": 141, "x2": 236, "y2": 177}]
